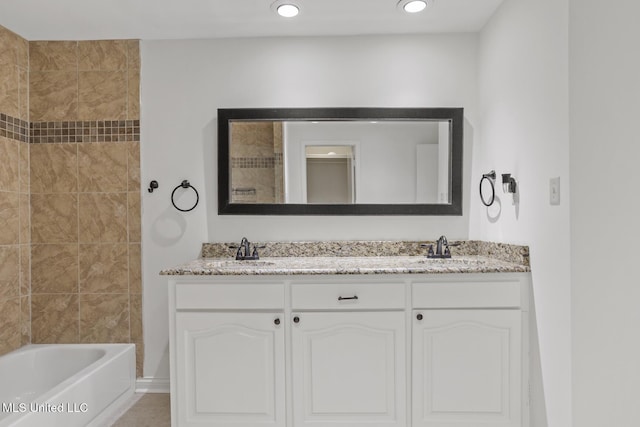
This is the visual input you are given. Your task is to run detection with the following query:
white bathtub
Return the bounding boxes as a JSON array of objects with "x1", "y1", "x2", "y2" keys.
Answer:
[{"x1": 0, "y1": 344, "x2": 135, "y2": 427}]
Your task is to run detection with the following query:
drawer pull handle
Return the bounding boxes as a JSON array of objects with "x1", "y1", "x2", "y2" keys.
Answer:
[
  {"x1": 293, "y1": 316, "x2": 300, "y2": 323},
  {"x1": 338, "y1": 295, "x2": 359, "y2": 301},
  {"x1": 274, "y1": 318, "x2": 280, "y2": 326},
  {"x1": 416, "y1": 313, "x2": 423, "y2": 321}
]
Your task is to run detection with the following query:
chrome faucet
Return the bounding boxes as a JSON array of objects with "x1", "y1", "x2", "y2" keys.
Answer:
[{"x1": 229, "y1": 237, "x2": 263, "y2": 260}]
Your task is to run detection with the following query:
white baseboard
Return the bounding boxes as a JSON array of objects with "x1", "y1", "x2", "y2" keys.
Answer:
[{"x1": 135, "y1": 377, "x2": 170, "y2": 393}]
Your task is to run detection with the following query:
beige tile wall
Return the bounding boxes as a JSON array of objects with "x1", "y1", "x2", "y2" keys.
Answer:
[
  {"x1": 29, "y1": 141, "x2": 140, "y2": 341},
  {"x1": 0, "y1": 25, "x2": 30, "y2": 357},
  {"x1": 29, "y1": 39, "x2": 142, "y2": 376},
  {"x1": 273, "y1": 122, "x2": 284, "y2": 203},
  {"x1": 0, "y1": 26, "x2": 142, "y2": 377},
  {"x1": 29, "y1": 40, "x2": 139, "y2": 122},
  {"x1": 230, "y1": 122, "x2": 283, "y2": 203}
]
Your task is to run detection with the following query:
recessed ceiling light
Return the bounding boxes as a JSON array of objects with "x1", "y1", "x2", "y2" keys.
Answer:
[
  {"x1": 276, "y1": 3, "x2": 299, "y2": 18},
  {"x1": 398, "y1": 0, "x2": 432, "y2": 14},
  {"x1": 404, "y1": 1, "x2": 426, "y2": 13}
]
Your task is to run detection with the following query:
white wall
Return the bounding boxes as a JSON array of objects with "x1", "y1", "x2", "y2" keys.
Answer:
[
  {"x1": 473, "y1": 1, "x2": 570, "y2": 426},
  {"x1": 570, "y1": 1, "x2": 640, "y2": 425},
  {"x1": 141, "y1": 34, "x2": 478, "y2": 379},
  {"x1": 284, "y1": 121, "x2": 440, "y2": 203}
]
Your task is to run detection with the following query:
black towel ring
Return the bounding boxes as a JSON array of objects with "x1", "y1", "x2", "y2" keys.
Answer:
[
  {"x1": 479, "y1": 170, "x2": 496, "y2": 207},
  {"x1": 171, "y1": 180, "x2": 199, "y2": 212}
]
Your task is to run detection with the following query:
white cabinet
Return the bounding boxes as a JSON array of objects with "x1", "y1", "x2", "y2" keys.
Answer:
[
  {"x1": 412, "y1": 310, "x2": 521, "y2": 427},
  {"x1": 168, "y1": 274, "x2": 529, "y2": 427},
  {"x1": 169, "y1": 281, "x2": 286, "y2": 427},
  {"x1": 291, "y1": 311, "x2": 406, "y2": 427},
  {"x1": 289, "y1": 281, "x2": 407, "y2": 427},
  {"x1": 411, "y1": 279, "x2": 527, "y2": 427},
  {"x1": 174, "y1": 312, "x2": 286, "y2": 427}
]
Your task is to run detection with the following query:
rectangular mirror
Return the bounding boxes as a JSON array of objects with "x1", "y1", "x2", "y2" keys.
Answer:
[{"x1": 218, "y1": 108, "x2": 463, "y2": 215}]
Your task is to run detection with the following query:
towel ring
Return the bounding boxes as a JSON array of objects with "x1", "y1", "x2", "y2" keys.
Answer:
[
  {"x1": 479, "y1": 170, "x2": 496, "y2": 207},
  {"x1": 171, "y1": 180, "x2": 199, "y2": 212}
]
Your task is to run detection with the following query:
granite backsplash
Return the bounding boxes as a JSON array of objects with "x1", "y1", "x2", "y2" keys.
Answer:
[{"x1": 200, "y1": 240, "x2": 530, "y2": 267}]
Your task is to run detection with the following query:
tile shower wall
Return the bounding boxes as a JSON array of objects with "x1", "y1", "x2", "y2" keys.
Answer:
[
  {"x1": 0, "y1": 25, "x2": 30, "y2": 357},
  {"x1": 25, "y1": 39, "x2": 143, "y2": 376},
  {"x1": 230, "y1": 121, "x2": 284, "y2": 203}
]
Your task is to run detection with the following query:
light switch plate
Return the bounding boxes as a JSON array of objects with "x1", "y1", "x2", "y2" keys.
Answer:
[{"x1": 550, "y1": 177, "x2": 560, "y2": 205}]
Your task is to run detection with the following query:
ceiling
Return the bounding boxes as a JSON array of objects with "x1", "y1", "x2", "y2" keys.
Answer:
[{"x1": 0, "y1": 0, "x2": 504, "y2": 41}]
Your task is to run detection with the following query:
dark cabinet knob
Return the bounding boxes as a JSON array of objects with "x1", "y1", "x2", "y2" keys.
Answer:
[
  {"x1": 293, "y1": 316, "x2": 300, "y2": 324},
  {"x1": 416, "y1": 313, "x2": 423, "y2": 321},
  {"x1": 274, "y1": 318, "x2": 280, "y2": 325}
]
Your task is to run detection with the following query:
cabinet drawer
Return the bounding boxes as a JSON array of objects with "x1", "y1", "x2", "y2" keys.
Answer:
[
  {"x1": 291, "y1": 283, "x2": 405, "y2": 310},
  {"x1": 412, "y1": 281, "x2": 521, "y2": 308},
  {"x1": 175, "y1": 283, "x2": 285, "y2": 310}
]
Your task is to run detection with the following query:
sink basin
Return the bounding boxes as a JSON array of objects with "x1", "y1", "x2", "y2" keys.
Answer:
[
  {"x1": 409, "y1": 257, "x2": 490, "y2": 266},
  {"x1": 203, "y1": 260, "x2": 277, "y2": 268}
]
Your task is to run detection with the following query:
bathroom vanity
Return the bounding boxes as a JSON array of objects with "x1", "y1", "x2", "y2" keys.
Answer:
[{"x1": 163, "y1": 241, "x2": 531, "y2": 427}]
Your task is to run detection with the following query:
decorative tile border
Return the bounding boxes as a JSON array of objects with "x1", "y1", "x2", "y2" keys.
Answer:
[
  {"x1": 232, "y1": 188, "x2": 257, "y2": 196},
  {"x1": 0, "y1": 112, "x2": 140, "y2": 144},
  {"x1": 0, "y1": 113, "x2": 30, "y2": 143},
  {"x1": 30, "y1": 120, "x2": 140, "y2": 143},
  {"x1": 232, "y1": 156, "x2": 277, "y2": 168}
]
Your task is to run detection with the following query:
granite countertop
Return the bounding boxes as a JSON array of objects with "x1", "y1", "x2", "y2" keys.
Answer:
[
  {"x1": 160, "y1": 254, "x2": 530, "y2": 276},
  {"x1": 161, "y1": 240, "x2": 531, "y2": 276}
]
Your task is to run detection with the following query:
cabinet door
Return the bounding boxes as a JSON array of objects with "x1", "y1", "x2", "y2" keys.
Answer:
[
  {"x1": 412, "y1": 310, "x2": 522, "y2": 427},
  {"x1": 291, "y1": 311, "x2": 406, "y2": 427},
  {"x1": 175, "y1": 312, "x2": 285, "y2": 427}
]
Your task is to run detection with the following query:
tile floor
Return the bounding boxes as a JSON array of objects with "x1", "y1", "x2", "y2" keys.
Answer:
[{"x1": 104, "y1": 393, "x2": 171, "y2": 426}]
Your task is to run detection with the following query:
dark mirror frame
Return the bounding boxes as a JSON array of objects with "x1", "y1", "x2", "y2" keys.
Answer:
[{"x1": 218, "y1": 107, "x2": 463, "y2": 215}]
